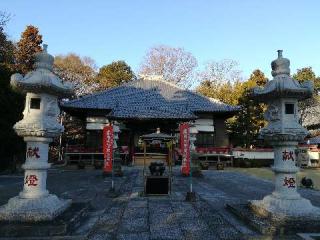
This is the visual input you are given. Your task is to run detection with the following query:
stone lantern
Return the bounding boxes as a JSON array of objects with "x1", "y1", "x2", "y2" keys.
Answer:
[
  {"x1": 189, "y1": 122, "x2": 199, "y2": 175},
  {"x1": 189, "y1": 123, "x2": 198, "y2": 152},
  {"x1": 0, "y1": 45, "x2": 73, "y2": 221},
  {"x1": 186, "y1": 122, "x2": 198, "y2": 202},
  {"x1": 112, "y1": 121, "x2": 123, "y2": 176},
  {"x1": 250, "y1": 50, "x2": 319, "y2": 217},
  {"x1": 113, "y1": 121, "x2": 120, "y2": 149}
]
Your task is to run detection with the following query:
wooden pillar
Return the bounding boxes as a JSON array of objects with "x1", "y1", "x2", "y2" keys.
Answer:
[{"x1": 129, "y1": 130, "x2": 134, "y2": 164}]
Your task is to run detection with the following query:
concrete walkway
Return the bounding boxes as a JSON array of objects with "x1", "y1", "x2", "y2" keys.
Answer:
[{"x1": 1, "y1": 166, "x2": 320, "y2": 239}]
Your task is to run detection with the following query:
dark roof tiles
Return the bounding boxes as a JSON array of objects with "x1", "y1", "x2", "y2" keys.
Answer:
[{"x1": 61, "y1": 78, "x2": 239, "y2": 119}]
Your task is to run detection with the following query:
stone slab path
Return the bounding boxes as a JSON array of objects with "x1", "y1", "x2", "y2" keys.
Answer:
[{"x1": 88, "y1": 169, "x2": 244, "y2": 240}]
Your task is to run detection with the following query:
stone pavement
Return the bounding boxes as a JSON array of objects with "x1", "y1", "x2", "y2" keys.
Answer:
[
  {"x1": 1, "y1": 166, "x2": 320, "y2": 239},
  {"x1": 88, "y1": 169, "x2": 244, "y2": 240}
]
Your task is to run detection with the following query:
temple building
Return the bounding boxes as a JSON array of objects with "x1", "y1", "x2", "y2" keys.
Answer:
[{"x1": 61, "y1": 76, "x2": 239, "y2": 165}]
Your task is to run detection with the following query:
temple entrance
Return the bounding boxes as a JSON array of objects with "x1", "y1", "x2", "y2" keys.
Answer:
[{"x1": 140, "y1": 129, "x2": 175, "y2": 195}]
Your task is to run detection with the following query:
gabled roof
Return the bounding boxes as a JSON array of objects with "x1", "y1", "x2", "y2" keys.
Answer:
[{"x1": 61, "y1": 78, "x2": 239, "y2": 120}]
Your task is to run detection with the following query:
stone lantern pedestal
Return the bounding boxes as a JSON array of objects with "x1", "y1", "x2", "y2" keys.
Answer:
[
  {"x1": 250, "y1": 140, "x2": 318, "y2": 218},
  {"x1": 0, "y1": 45, "x2": 72, "y2": 222},
  {"x1": 0, "y1": 136, "x2": 71, "y2": 222}
]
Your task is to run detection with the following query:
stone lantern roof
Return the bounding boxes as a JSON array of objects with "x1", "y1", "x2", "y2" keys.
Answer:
[
  {"x1": 252, "y1": 50, "x2": 313, "y2": 101},
  {"x1": 141, "y1": 128, "x2": 176, "y2": 142},
  {"x1": 10, "y1": 44, "x2": 73, "y2": 97}
]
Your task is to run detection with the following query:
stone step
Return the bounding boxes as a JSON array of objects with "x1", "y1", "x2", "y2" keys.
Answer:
[
  {"x1": 0, "y1": 202, "x2": 90, "y2": 238},
  {"x1": 227, "y1": 203, "x2": 320, "y2": 237}
]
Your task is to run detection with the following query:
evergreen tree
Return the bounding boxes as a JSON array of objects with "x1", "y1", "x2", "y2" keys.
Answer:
[
  {"x1": 196, "y1": 59, "x2": 244, "y2": 105},
  {"x1": 14, "y1": 25, "x2": 42, "y2": 74},
  {"x1": 293, "y1": 67, "x2": 320, "y2": 92},
  {"x1": 0, "y1": 16, "x2": 24, "y2": 171},
  {"x1": 96, "y1": 60, "x2": 136, "y2": 89},
  {"x1": 0, "y1": 26, "x2": 14, "y2": 67},
  {"x1": 293, "y1": 67, "x2": 320, "y2": 125},
  {"x1": 228, "y1": 70, "x2": 267, "y2": 147},
  {"x1": 197, "y1": 67, "x2": 268, "y2": 147},
  {"x1": 197, "y1": 79, "x2": 244, "y2": 106},
  {"x1": 246, "y1": 69, "x2": 268, "y2": 87}
]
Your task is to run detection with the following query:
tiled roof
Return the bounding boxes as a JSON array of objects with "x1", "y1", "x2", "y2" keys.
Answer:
[
  {"x1": 307, "y1": 135, "x2": 320, "y2": 144},
  {"x1": 61, "y1": 78, "x2": 239, "y2": 120}
]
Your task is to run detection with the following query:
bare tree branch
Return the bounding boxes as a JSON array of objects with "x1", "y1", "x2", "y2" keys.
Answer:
[
  {"x1": 199, "y1": 59, "x2": 243, "y2": 84},
  {"x1": 139, "y1": 45, "x2": 197, "y2": 88},
  {"x1": 54, "y1": 53, "x2": 99, "y2": 96},
  {"x1": 0, "y1": 11, "x2": 11, "y2": 30}
]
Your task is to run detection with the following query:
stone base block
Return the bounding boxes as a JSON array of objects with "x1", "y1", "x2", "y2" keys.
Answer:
[
  {"x1": 0, "y1": 202, "x2": 89, "y2": 238},
  {"x1": 185, "y1": 192, "x2": 196, "y2": 202},
  {"x1": 227, "y1": 203, "x2": 320, "y2": 235},
  {"x1": 0, "y1": 194, "x2": 71, "y2": 222},
  {"x1": 250, "y1": 194, "x2": 320, "y2": 218}
]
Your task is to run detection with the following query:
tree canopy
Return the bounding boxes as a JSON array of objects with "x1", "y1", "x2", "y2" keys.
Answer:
[
  {"x1": 54, "y1": 53, "x2": 99, "y2": 96},
  {"x1": 197, "y1": 65, "x2": 268, "y2": 147},
  {"x1": 227, "y1": 70, "x2": 268, "y2": 147},
  {"x1": 14, "y1": 25, "x2": 42, "y2": 74},
  {"x1": 0, "y1": 13, "x2": 14, "y2": 68},
  {"x1": 292, "y1": 67, "x2": 320, "y2": 126},
  {"x1": 245, "y1": 69, "x2": 268, "y2": 87},
  {"x1": 196, "y1": 60, "x2": 243, "y2": 105},
  {"x1": 139, "y1": 45, "x2": 197, "y2": 87},
  {"x1": 95, "y1": 60, "x2": 136, "y2": 89},
  {"x1": 0, "y1": 13, "x2": 24, "y2": 171},
  {"x1": 293, "y1": 67, "x2": 320, "y2": 91}
]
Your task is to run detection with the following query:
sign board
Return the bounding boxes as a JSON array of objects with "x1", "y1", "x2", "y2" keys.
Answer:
[
  {"x1": 103, "y1": 125, "x2": 114, "y2": 173},
  {"x1": 180, "y1": 123, "x2": 190, "y2": 175}
]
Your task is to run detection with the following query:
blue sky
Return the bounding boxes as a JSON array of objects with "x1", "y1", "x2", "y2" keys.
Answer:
[{"x1": 2, "y1": 0, "x2": 320, "y2": 80}]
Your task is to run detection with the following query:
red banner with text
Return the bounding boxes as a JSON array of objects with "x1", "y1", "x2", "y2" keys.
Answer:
[
  {"x1": 180, "y1": 123, "x2": 190, "y2": 175},
  {"x1": 103, "y1": 125, "x2": 114, "y2": 173}
]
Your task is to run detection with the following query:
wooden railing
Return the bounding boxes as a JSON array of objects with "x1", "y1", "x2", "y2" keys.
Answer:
[{"x1": 196, "y1": 147, "x2": 231, "y2": 154}]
